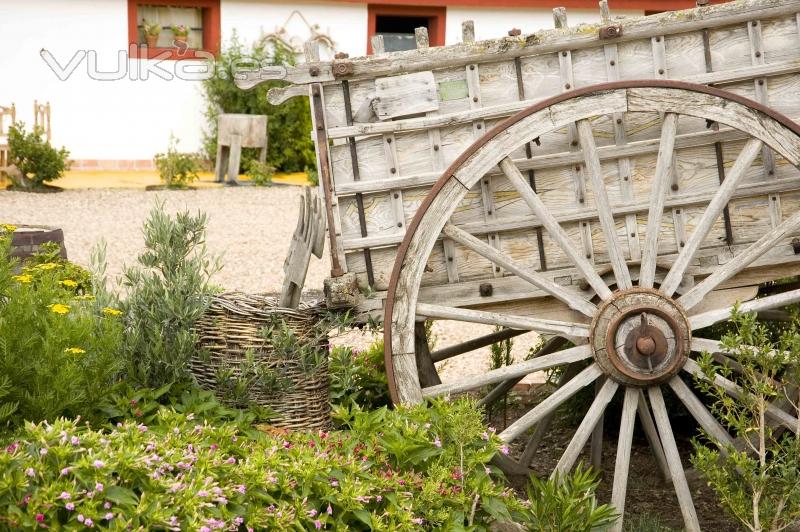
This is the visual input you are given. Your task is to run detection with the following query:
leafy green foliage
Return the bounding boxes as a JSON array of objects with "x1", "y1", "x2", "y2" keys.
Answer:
[
  {"x1": 245, "y1": 159, "x2": 275, "y2": 186},
  {"x1": 329, "y1": 339, "x2": 390, "y2": 411},
  {"x1": 305, "y1": 164, "x2": 319, "y2": 186},
  {"x1": 121, "y1": 203, "x2": 221, "y2": 388},
  {"x1": 0, "y1": 229, "x2": 123, "y2": 427},
  {"x1": 7, "y1": 122, "x2": 70, "y2": 187},
  {"x1": 153, "y1": 136, "x2": 201, "y2": 189},
  {"x1": 691, "y1": 308, "x2": 800, "y2": 532},
  {"x1": 623, "y1": 513, "x2": 675, "y2": 532},
  {"x1": 0, "y1": 399, "x2": 523, "y2": 530},
  {"x1": 522, "y1": 466, "x2": 618, "y2": 531},
  {"x1": 201, "y1": 34, "x2": 315, "y2": 172}
]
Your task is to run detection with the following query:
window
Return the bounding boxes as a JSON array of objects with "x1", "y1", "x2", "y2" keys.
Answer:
[
  {"x1": 127, "y1": 0, "x2": 220, "y2": 60},
  {"x1": 367, "y1": 5, "x2": 445, "y2": 54}
]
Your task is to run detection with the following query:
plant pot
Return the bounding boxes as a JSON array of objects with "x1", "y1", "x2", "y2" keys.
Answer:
[
  {"x1": 173, "y1": 35, "x2": 187, "y2": 45},
  {"x1": 145, "y1": 34, "x2": 159, "y2": 47}
]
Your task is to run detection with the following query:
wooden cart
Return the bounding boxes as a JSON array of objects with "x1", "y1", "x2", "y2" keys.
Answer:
[{"x1": 238, "y1": 1, "x2": 800, "y2": 528}]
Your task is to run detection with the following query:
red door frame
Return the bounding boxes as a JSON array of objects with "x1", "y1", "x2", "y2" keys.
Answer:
[{"x1": 367, "y1": 4, "x2": 446, "y2": 54}]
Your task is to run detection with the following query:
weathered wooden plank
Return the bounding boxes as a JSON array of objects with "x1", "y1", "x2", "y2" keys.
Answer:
[
  {"x1": 237, "y1": 0, "x2": 800, "y2": 87},
  {"x1": 500, "y1": 363, "x2": 603, "y2": 442},
  {"x1": 553, "y1": 378, "x2": 620, "y2": 478},
  {"x1": 648, "y1": 386, "x2": 701, "y2": 532},
  {"x1": 416, "y1": 302, "x2": 590, "y2": 338},
  {"x1": 668, "y1": 375, "x2": 734, "y2": 448},
  {"x1": 422, "y1": 344, "x2": 592, "y2": 397},
  {"x1": 610, "y1": 386, "x2": 639, "y2": 532},
  {"x1": 374, "y1": 71, "x2": 439, "y2": 120}
]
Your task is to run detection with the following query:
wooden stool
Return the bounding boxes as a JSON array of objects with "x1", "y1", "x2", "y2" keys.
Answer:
[{"x1": 214, "y1": 114, "x2": 268, "y2": 185}]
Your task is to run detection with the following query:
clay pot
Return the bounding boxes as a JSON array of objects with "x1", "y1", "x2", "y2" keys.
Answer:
[
  {"x1": 146, "y1": 34, "x2": 159, "y2": 47},
  {"x1": 173, "y1": 35, "x2": 187, "y2": 45}
]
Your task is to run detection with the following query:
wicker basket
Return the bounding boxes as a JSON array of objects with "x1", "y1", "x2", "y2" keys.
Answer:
[{"x1": 192, "y1": 292, "x2": 330, "y2": 431}]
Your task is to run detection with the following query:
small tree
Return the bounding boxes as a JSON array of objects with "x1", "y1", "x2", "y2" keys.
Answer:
[
  {"x1": 7, "y1": 122, "x2": 70, "y2": 189},
  {"x1": 691, "y1": 308, "x2": 800, "y2": 532},
  {"x1": 154, "y1": 135, "x2": 200, "y2": 189}
]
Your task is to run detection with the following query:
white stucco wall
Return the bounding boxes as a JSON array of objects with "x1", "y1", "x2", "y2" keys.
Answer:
[{"x1": 0, "y1": 1, "x2": 644, "y2": 163}]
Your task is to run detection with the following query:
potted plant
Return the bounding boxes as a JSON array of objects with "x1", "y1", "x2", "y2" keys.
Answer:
[
  {"x1": 142, "y1": 19, "x2": 161, "y2": 47},
  {"x1": 171, "y1": 24, "x2": 189, "y2": 45}
]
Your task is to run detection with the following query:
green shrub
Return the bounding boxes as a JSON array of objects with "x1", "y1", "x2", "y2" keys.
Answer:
[
  {"x1": 329, "y1": 339, "x2": 390, "y2": 411},
  {"x1": 0, "y1": 228, "x2": 123, "y2": 427},
  {"x1": 202, "y1": 34, "x2": 315, "y2": 173},
  {"x1": 691, "y1": 308, "x2": 800, "y2": 532},
  {"x1": 0, "y1": 398, "x2": 524, "y2": 530},
  {"x1": 245, "y1": 159, "x2": 275, "y2": 186},
  {"x1": 153, "y1": 136, "x2": 200, "y2": 189},
  {"x1": 306, "y1": 164, "x2": 319, "y2": 186},
  {"x1": 522, "y1": 466, "x2": 618, "y2": 531},
  {"x1": 121, "y1": 203, "x2": 220, "y2": 388},
  {"x1": 7, "y1": 123, "x2": 70, "y2": 187}
]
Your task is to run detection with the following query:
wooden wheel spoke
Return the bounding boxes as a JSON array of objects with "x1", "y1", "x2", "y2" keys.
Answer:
[
  {"x1": 640, "y1": 113, "x2": 679, "y2": 289},
  {"x1": 500, "y1": 363, "x2": 603, "y2": 442},
  {"x1": 552, "y1": 377, "x2": 619, "y2": 479},
  {"x1": 637, "y1": 390, "x2": 670, "y2": 481},
  {"x1": 648, "y1": 386, "x2": 701, "y2": 532},
  {"x1": 689, "y1": 287, "x2": 800, "y2": 330},
  {"x1": 610, "y1": 386, "x2": 639, "y2": 532},
  {"x1": 668, "y1": 375, "x2": 735, "y2": 449},
  {"x1": 683, "y1": 357, "x2": 799, "y2": 431},
  {"x1": 679, "y1": 210, "x2": 800, "y2": 311},
  {"x1": 416, "y1": 303, "x2": 589, "y2": 338},
  {"x1": 422, "y1": 344, "x2": 591, "y2": 398},
  {"x1": 661, "y1": 138, "x2": 763, "y2": 296},
  {"x1": 577, "y1": 119, "x2": 631, "y2": 290},
  {"x1": 443, "y1": 223, "x2": 597, "y2": 317},
  {"x1": 499, "y1": 157, "x2": 613, "y2": 300}
]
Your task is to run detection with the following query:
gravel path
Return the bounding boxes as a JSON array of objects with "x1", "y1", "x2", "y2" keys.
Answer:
[{"x1": 1, "y1": 186, "x2": 544, "y2": 384}]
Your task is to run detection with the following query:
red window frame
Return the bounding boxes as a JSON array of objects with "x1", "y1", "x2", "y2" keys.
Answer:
[
  {"x1": 367, "y1": 5, "x2": 446, "y2": 54},
  {"x1": 127, "y1": 0, "x2": 221, "y2": 60}
]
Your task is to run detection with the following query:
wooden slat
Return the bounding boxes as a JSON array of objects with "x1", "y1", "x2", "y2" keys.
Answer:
[
  {"x1": 421, "y1": 344, "x2": 592, "y2": 397},
  {"x1": 668, "y1": 375, "x2": 734, "y2": 448},
  {"x1": 640, "y1": 113, "x2": 679, "y2": 288},
  {"x1": 577, "y1": 119, "x2": 632, "y2": 289},
  {"x1": 500, "y1": 157, "x2": 613, "y2": 300},
  {"x1": 442, "y1": 223, "x2": 597, "y2": 317},
  {"x1": 648, "y1": 386, "x2": 701, "y2": 532},
  {"x1": 416, "y1": 302, "x2": 590, "y2": 338},
  {"x1": 501, "y1": 363, "x2": 603, "y2": 442},
  {"x1": 552, "y1": 378, "x2": 620, "y2": 478},
  {"x1": 689, "y1": 287, "x2": 800, "y2": 330},
  {"x1": 610, "y1": 386, "x2": 639, "y2": 532},
  {"x1": 679, "y1": 210, "x2": 800, "y2": 310},
  {"x1": 637, "y1": 390, "x2": 670, "y2": 481},
  {"x1": 660, "y1": 138, "x2": 763, "y2": 296}
]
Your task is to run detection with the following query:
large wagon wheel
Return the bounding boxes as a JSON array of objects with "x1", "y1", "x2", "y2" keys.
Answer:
[{"x1": 384, "y1": 81, "x2": 800, "y2": 530}]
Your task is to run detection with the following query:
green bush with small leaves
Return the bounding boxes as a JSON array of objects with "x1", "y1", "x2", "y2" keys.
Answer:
[
  {"x1": 154, "y1": 136, "x2": 200, "y2": 189},
  {"x1": 245, "y1": 160, "x2": 275, "y2": 186},
  {"x1": 7, "y1": 123, "x2": 70, "y2": 188},
  {"x1": 329, "y1": 339, "x2": 390, "y2": 411}
]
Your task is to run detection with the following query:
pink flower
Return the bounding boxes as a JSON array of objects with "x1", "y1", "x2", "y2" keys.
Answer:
[
  {"x1": 35, "y1": 514, "x2": 44, "y2": 523},
  {"x1": 234, "y1": 517, "x2": 244, "y2": 526},
  {"x1": 376, "y1": 495, "x2": 382, "y2": 503},
  {"x1": 235, "y1": 484, "x2": 246, "y2": 494},
  {"x1": 58, "y1": 492, "x2": 71, "y2": 500},
  {"x1": 433, "y1": 438, "x2": 442, "y2": 448},
  {"x1": 330, "y1": 480, "x2": 339, "y2": 487},
  {"x1": 104, "y1": 513, "x2": 114, "y2": 520},
  {"x1": 481, "y1": 432, "x2": 490, "y2": 441},
  {"x1": 65, "y1": 502, "x2": 75, "y2": 511},
  {"x1": 70, "y1": 436, "x2": 80, "y2": 445},
  {"x1": 85, "y1": 518, "x2": 94, "y2": 527},
  {"x1": 309, "y1": 509, "x2": 318, "y2": 517},
  {"x1": 327, "y1": 504, "x2": 333, "y2": 515},
  {"x1": 485, "y1": 466, "x2": 492, "y2": 475},
  {"x1": 77, "y1": 514, "x2": 85, "y2": 523},
  {"x1": 210, "y1": 444, "x2": 218, "y2": 451},
  {"x1": 39, "y1": 448, "x2": 48, "y2": 456},
  {"x1": 500, "y1": 445, "x2": 510, "y2": 455},
  {"x1": 25, "y1": 467, "x2": 35, "y2": 477},
  {"x1": 314, "y1": 520, "x2": 322, "y2": 529},
  {"x1": 412, "y1": 518, "x2": 424, "y2": 525},
  {"x1": 200, "y1": 527, "x2": 211, "y2": 532},
  {"x1": 282, "y1": 441, "x2": 291, "y2": 449},
  {"x1": 60, "y1": 467, "x2": 72, "y2": 476},
  {"x1": 225, "y1": 457, "x2": 236, "y2": 464},
  {"x1": 93, "y1": 460, "x2": 105, "y2": 468},
  {"x1": 104, "y1": 502, "x2": 112, "y2": 509},
  {"x1": 95, "y1": 482, "x2": 104, "y2": 492},
  {"x1": 6, "y1": 442, "x2": 19, "y2": 453},
  {"x1": 197, "y1": 490, "x2": 209, "y2": 498}
]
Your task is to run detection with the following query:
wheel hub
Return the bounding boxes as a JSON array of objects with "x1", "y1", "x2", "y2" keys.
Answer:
[{"x1": 590, "y1": 288, "x2": 691, "y2": 386}]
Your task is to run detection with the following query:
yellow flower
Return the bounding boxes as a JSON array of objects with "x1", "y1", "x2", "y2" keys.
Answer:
[
  {"x1": 12, "y1": 274, "x2": 33, "y2": 284},
  {"x1": 60, "y1": 279, "x2": 78, "y2": 288},
  {"x1": 64, "y1": 347, "x2": 86, "y2": 355},
  {"x1": 37, "y1": 263, "x2": 59, "y2": 271},
  {"x1": 102, "y1": 307, "x2": 123, "y2": 317},
  {"x1": 1, "y1": 224, "x2": 16, "y2": 233},
  {"x1": 48, "y1": 303, "x2": 70, "y2": 315}
]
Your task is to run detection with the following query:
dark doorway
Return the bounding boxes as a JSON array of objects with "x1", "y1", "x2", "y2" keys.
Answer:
[{"x1": 376, "y1": 15, "x2": 429, "y2": 52}]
